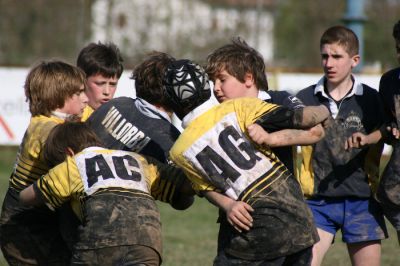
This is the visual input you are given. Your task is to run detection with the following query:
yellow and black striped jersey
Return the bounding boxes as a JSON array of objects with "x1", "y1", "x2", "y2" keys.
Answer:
[
  {"x1": 10, "y1": 115, "x2": 64, "y2": 191},
  {"x1": 80, "y1": 105, "x2": 94, "y2": 122},
  {"x1": 35, "y1": 147, "x2": 183, "y2": 220},
  {"x1": 170, "y1": 97, "x2": 290, "y2": 203}
]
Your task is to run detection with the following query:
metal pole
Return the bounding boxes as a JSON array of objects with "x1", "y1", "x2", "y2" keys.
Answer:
[{"x1": 343, "y1": 0, "x2": 366, "y2": 72}]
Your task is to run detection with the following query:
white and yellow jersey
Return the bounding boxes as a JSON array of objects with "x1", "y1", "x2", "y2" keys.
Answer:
[
  {"x1": 170, "y1": 97, "x2": 291, "y2": 203},
  {"x1": 35, "y1": 147, "x2": 178, "y2": 219}
]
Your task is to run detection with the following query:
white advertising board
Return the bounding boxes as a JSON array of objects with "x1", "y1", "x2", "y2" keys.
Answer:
[
  {"x1": 0, "y1": 68, "x2": 135, "y2": 145},
  {"x1": 0, "y1": 67, "x2": 383, "y2": 149}
]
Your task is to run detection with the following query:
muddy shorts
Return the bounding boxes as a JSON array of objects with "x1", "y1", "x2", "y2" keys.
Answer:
[
  {"x1": 71, "y1": 244, "x2": 160, "y2": 266},
  {"x1": 214, "y1": 245, "x2": 312, "y2": 266},
  {"x1": 307, "y1": 197, "x2": 388, "y2": 243}
]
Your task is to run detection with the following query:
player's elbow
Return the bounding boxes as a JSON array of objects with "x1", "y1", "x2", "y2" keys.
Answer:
[
  {"x1": 309, "y1": 124, "x2": 325, "y2": 143},
  {"x1": 171, "y1": 195, "x2": 195, "y2": 210}
]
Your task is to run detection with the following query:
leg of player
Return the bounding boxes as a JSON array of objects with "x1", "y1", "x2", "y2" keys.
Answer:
[
  {"x1": 311, "y1": 228, "x2": 334, "y2": 266},
  {"x1": 347, "y1": 241, "x2": 381, "y2": 266}
]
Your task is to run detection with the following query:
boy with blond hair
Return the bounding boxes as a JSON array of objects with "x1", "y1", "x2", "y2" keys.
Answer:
[{"x1": 0, "y1": 60, "x2": 88, "y2": 265}]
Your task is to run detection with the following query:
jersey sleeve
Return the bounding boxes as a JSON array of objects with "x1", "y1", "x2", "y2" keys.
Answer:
[
  {"x1": 34, "y1": 158, "x2": 82, "y2": 209},
  {"x1": 254, "y1": 106, "x2": 296, "y2": 132},
  {"x1": 145, "y1": 156, "x2": 188, "y2": 203},
  {"x1": 269, "y1": 91, "x2": 305, "y2": 109}
]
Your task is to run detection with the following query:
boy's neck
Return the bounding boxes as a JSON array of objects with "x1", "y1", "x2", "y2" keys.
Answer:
[
  {"x1": 51, "y1": 110, "x2": 73, "y2": 120},
  {"x1": 325, "y1": 76, "x2": 354, "y2": 101}
]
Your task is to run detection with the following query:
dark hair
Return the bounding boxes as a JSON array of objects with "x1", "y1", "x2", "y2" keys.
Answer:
[
  {"x1": 320, "y1": 25, "x2": 359, "y2": 56},
  {"x1": 131, "y1": 51, "x2": 176, "y2": 109},
  {"x1": 393, "y1": 20, "x2": 400, "y2": 41},
  {"x1": 25, "y1": 60, "x2": 87, "y2": 116},
  {"x1": 206, "y1": 37, "x2": 269, "y2": 91},
  {"x1": 44, "y1": 122, "x2": 103, "y2": 167},
  {"x1": 77, "y1": 42, "x2": 124, "y2": 79}
]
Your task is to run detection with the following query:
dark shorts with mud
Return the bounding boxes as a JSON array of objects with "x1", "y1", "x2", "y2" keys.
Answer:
[
  {"x1": 216, "y1": 175, "x2": 318, "y2": 262},
  {"x1": 73, "y1": 191, "x2": 162, "y2": 262},
  {"x1": 71, "y1": 244, "x2": 160, "y2": 266}
]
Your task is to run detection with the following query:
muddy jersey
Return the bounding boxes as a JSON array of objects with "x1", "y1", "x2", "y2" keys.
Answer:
[
  {"x1": 261, "y1": 90, "x2": 304, "y2": 174},
  {"x1": 379, "y1": 67, "x2": 400, "y2": 123},
  {"x1": 9, "y1": 115, "x2": 64, "y2": 191},
  {"x1": 33, "y1": 147, "x2": 182, "y2": 254},
  {"x1": 376, "y1": 67, "x2": 400, "y2": 230},
  {"x1": 170, "y1": 97, "x2": 317, "y2": 260},
  {"x1": 87, "y1": 97, "x2": 180, "y2": 164},
  {"x1": 296, "y1": 76, "x2": 385, "y2": 198}
]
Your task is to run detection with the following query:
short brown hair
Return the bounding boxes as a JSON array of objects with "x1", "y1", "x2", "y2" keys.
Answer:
[
  {"x1": 44, "y1": 121, "x2": 103, "y2": 167},
  {"x1": 206, "y1": 37, "x2": 269, "y2": 91},
  {"x1": 131, "y1": 51, "x2": 176, "y2": 109},
  {"x1": 25, "y1": 60, "x2": 87, "y2": 116},
  {"x1": 320, "y1": 25, "x2": 359, "y2": 56}
]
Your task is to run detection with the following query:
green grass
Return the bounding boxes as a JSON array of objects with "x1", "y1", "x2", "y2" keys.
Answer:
[{"x1": 0, "y1": 147, "x2": 399, "y2": 265}]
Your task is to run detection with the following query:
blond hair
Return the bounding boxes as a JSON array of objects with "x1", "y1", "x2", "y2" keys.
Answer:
[{"x1": 25, "y1": 60, "x2": 87, "y2": 116}]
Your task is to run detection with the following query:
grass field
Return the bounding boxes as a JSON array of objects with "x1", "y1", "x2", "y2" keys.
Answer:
[{"x1": 0, "y1": 146, "x2": 399, "y2": 266}]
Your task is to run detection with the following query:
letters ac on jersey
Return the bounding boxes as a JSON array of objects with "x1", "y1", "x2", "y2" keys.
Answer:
[
  {"x1": 35, "y1": 147, "x2": 175, "y2": 219},
  {"x1": 170, "y1": 98, "x2": 291, "y2": 202},
  {"x1": 74, "y1": 148, "x2": 149, "y2": 196}
]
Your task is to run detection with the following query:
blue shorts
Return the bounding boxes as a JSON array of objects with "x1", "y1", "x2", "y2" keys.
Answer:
[{"x1": 306, "y1": 197, "x2": 388, "y2": 243}]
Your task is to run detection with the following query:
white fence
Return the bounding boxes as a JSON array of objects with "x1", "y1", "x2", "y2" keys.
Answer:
[{"x1": 0, "y1": 67, "x2": 383, "y2": 147}]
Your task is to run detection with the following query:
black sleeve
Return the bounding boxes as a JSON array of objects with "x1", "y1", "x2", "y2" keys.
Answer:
[{"x1": 255, "y1": 106, "x2": 296, "y2": 132}]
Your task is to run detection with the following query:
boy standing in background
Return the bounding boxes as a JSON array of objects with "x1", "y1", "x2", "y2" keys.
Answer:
[{"x1": 296, "y1": 25, "x2": 387, "y2": 266}]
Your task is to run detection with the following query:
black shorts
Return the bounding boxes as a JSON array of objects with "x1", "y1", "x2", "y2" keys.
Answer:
[{"x1": 0, "y1": 188, "x2": 70, "y2": 265}]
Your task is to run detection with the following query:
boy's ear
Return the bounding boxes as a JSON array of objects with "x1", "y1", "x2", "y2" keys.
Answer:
[
  {"x1": 351, "y1": 54, "x2": 361, "y2": 68},
  {"x1": 244, "y1": 73, "x2": 254, "y2": 88},
  {"x1": 66, "y1": 147, "x2": 75, "y2": 156}
]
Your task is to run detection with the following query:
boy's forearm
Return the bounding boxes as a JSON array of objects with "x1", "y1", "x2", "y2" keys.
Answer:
[
  {"x1": 366, "y1": 129, "x2": 383, "y2": 144},
  {"x1": 266, "y1": 125, "x2": 324, "y2": 147},
  {"x1": 294, "y1": 105, "x2": 330, "y2": 128},
  {"x1": 204, "y1": 190, "x2": 234, "y2": 212}
]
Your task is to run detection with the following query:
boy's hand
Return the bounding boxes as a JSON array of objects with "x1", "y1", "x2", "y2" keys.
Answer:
[
  {"x1": 225, "y1": 200, "x2": 254, "y2": 232},
  {"x1": 345, "y1": 132, "x2": 369, "y2": 150},
  {"x1": 247, "y1": 124, "x2": 270, "y2": 145}
]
